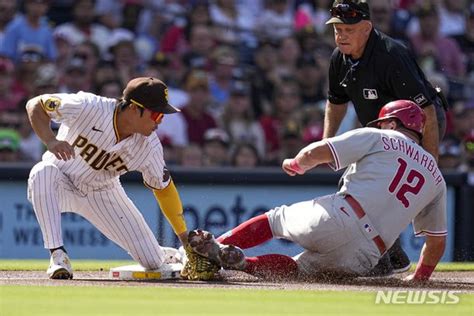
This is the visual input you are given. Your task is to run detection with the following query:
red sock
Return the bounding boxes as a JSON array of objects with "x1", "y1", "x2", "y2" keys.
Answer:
[
  {"x1": 217, "y1": 214, "x2": 273, "y2": 249},
  {"x1": 245, "y1": 254, "x2": 298, "y2": 279}
]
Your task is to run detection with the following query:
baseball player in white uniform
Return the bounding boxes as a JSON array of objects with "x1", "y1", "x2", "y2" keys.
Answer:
[
  {"x1": 188, "y1": 100, "x2": 447, "y2": 282},
  {"x1": 26, "y1": 77, "x2": 217, "y2": 280}
]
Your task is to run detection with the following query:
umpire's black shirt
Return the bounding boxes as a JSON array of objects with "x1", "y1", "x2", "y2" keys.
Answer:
[{"x1": 328, "y1": 28, "x2": 440, "y2": 126}]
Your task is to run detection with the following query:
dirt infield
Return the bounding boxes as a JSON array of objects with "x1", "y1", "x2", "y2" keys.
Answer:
[{"x1": 1, "y1": 270, "x2": 473, "y2": 293}]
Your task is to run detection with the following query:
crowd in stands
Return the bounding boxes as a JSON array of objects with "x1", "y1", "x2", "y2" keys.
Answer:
[{"x1": 0, "y1": 0, "x2": 473, "y2": 173}]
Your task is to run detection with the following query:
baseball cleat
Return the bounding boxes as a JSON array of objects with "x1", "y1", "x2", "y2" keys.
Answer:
[
  {"x1": 388, "y1": 237, "x2": 411, "y2": 273},
  {"x1": 392, "y1": 263, "x2": 411, "y2": 274},
  {"x1": 188, "y1": 230, "x2": 246, "y2": 270},
  {"x1": 363, "y1": 253, "x2": 393, "y2": 277},
  {"x1": 47, "y1": 249, "x2": 73, "y2": 280}
]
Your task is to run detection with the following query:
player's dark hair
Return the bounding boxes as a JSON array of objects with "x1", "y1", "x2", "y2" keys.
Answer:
[
  {"x1": 118, "y1": 99, "x2": 128, "y2": 111},
  {"x1": 118, "y1": 99, "x2": 145, "y2": 117}
]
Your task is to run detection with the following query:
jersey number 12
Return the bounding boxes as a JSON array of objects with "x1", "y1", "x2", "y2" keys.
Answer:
[{"x1": 388, "y1": 158, "x2": 425, "y2": 208}]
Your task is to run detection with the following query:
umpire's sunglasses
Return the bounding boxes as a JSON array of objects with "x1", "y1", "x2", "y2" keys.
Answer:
[
  {"x1": 330, "y1": 3, "x2": 366, "y2": 19},
  {"x1": 130, "y1": 99, "x2": 164, "y2": 122}
]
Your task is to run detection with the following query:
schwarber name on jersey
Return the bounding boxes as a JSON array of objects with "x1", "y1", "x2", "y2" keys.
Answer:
[
  {"x1": 39, "y1": 92, "x2": 170, "y2": 193},
  {"x1": 325, "y1": 128, "x2": 447, "y2": 247}
]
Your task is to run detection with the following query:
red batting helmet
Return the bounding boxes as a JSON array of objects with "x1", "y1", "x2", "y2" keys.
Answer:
[{"x1": 366, "y1": 100, "x2": 426, "y2": 136}]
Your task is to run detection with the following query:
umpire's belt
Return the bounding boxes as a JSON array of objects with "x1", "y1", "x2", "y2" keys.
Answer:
[{"x1": 344, "y1": 195, "x2": 387, "y2": 255}]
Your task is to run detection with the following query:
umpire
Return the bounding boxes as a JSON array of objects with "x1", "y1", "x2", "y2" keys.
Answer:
[{"x1": 323, "y1": 0, "x2": 447, "y2": 275}]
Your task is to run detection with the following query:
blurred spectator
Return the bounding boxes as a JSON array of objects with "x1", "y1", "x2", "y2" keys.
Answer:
[
  {"x1": 274, "y1": 36, "x2": 301, "y2": 80},
  {"x1": 395, "y1": 0, "x2": 418, "y2": 10},
  {"x1": 107, "y1": 29, "x2": 140, "y2": 85},
  {"x1": 369, "y1": 0, "x2": 410, "y2": 43},
  {"x1": 409, "y1": 3, "x2": 465, "y2": 78},
  {"x1": 92, "y1": 1, "x2": 160, "y2": 63},
  {"x1": 256, "y1": 0, "x2": 294, "y2": 42},
  {"x1": 230, "y1": 142, "x2": 260, "y2": 168},
  {"x1": 439, "y1": 0, "x2": 466, "y2": 36},
  {"x1": 132, "y1": 2, "x2": 176, "y2": 62},
  {"x1": 179, "y1": 143, "x2": 204, "y2": 167},
  {"x1": 180, "y1": 70, "x2": 217, "y2": 145},
  {"x1": 58, "y1": 56, "x2": 90, "y2": 93},
  {"x1": 451, "y1": 103, "x2": 474, "y2": 141},
  {"x1": 93, "y1": 60, "x2": 118, "y2": 91},
  {"x1": 301, "y1": 106, "x2": 324, "y2": 145},
  {"x1": 438, "y1": 136, "x2": 463, "y2": 170},
  {"x1": 94, "y1": 0, "x2": 127, "y2": 30},
  {"x1": 202, "y1": 127, "x2": 230, "y2": 166},
  {"x1": 12, "y1": 47, "x2": 45, "y2": 99},
  {"x1": 46, "y1": 0, "x2": 75, "y2": 25},
  {"x1": 260, "y1": 78, "x2": 302, "y2": 164},
  {"x1": 94, "y1": 0, "x2": 157, "y2": 32},
  {"x1": 145, "y1": 59, "x2": 190, "y2": 158},
  {"x1": 461, "y1": 130, "x2": 474, "y2": 175},
  {"x1": 0, "y1": 0, "x2": 472, "y2": 168},
  {"x1": 146, "y1": 52, "x2": 186, "y2": 91},
  {"x1": 312, "y1": 41, "x2": 333, "y2": 83},
  {"x1": 370, "y1": 0, "x2": 393, "y2": 36},
  {"x1": 294, "y1": 0, "x2": 332, "y2": 34},
  {"x1": 53, "y1": 29, "x2": 74, "y2": 72},
  {"x1": 136, "y1": 1, "x2": 187, "y2": 39},
  {"x1": 33, "y1": 62, "x2": 59, "y2": 95},
  {"x1": 295, "y1": 53, "x2": 325, "y2": 107},
  {"x1": 0, "y1": 0, "x2": 18, "y2": 46},
  {"x1": 296, "y1": 26, "x2": 325, "y2": 56},
  {"x1": 160, "y1": 137, "x2": 179, "y2": 166},
  {"x1": 277, "y1": 119, "x2": 304, "y2": 165},
  {"x1": 96, "y1": 79, "x2": 122, "y2": 99},
  {"x1": 249, "y1": 40, "x2": 278, "y2": 118},
  {"x1": 53, "y1": 0, "x2": 110, "y2": 56},
  {"x1": 73, "y1": 41, "x2": 100, "y2": 85},
  {"x1": 144, "y1": 53, "x2": 190, "y2": 111},
  {"x1": 181, "y1": 24, "x2": 215, "y2": 71},
  {"x1": 209, "y1": 0, "x2": 256, "y2": 48},
  {"x1": 391, "y1": 0, "x2": 418, "y2": 38},
  {"x1": 451, "y1": 5, "x2": 474, "y2": 74},
  {"x1": 1, "y1": 0, "x2": 57, "y2": 63},
  {"x1": 0, "y1": 106, "x2": 42, "y2": 162},
  {"x1": 208, "y1": 46, "x2": 239, "y2": 108},
  {"x1": 16, "y1": 108, "x2": 43, "y2": 161},
  {"x1": 219, "y1": 81, "x2": 265, "y2": 158},
  {"x1": 161, "y1": 1, "x2": 212, "y2": 55},
  {"x1": 0, "y1": 58, "x2": 22, "y2": 112},
  {"x1": 155, "y1": 113, "x2": 189, "y2": 159},
  {"x1": 0, "y1": 128, "x2": 21, "y2": 162}
]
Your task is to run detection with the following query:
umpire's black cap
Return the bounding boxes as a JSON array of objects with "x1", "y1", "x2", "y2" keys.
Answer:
[
  {"x1": 326, "y1": 0, "x2": 371, "y2": 25},
  {"x1": 123, "y1": 77, "x2": 179, "y2": 114}
]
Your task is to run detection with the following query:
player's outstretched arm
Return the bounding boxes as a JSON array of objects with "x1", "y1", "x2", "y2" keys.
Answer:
[
  {"x1": 405, "y1": 235, "x2": 446, "y2": 282},
  {"x1": 283, "y1": 140, "x2": 334, "y2": 176},
  {"x1": 153, "y1": 180, "x2": 188, "y2": 246},
  {"x1": 26, "y1": 96, "x2": 75, "y2": 161}
]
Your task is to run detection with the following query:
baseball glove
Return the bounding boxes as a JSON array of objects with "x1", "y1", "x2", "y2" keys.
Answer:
[{"x1": 180, "y1": 245, "x2": 220, "y2": 281}]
